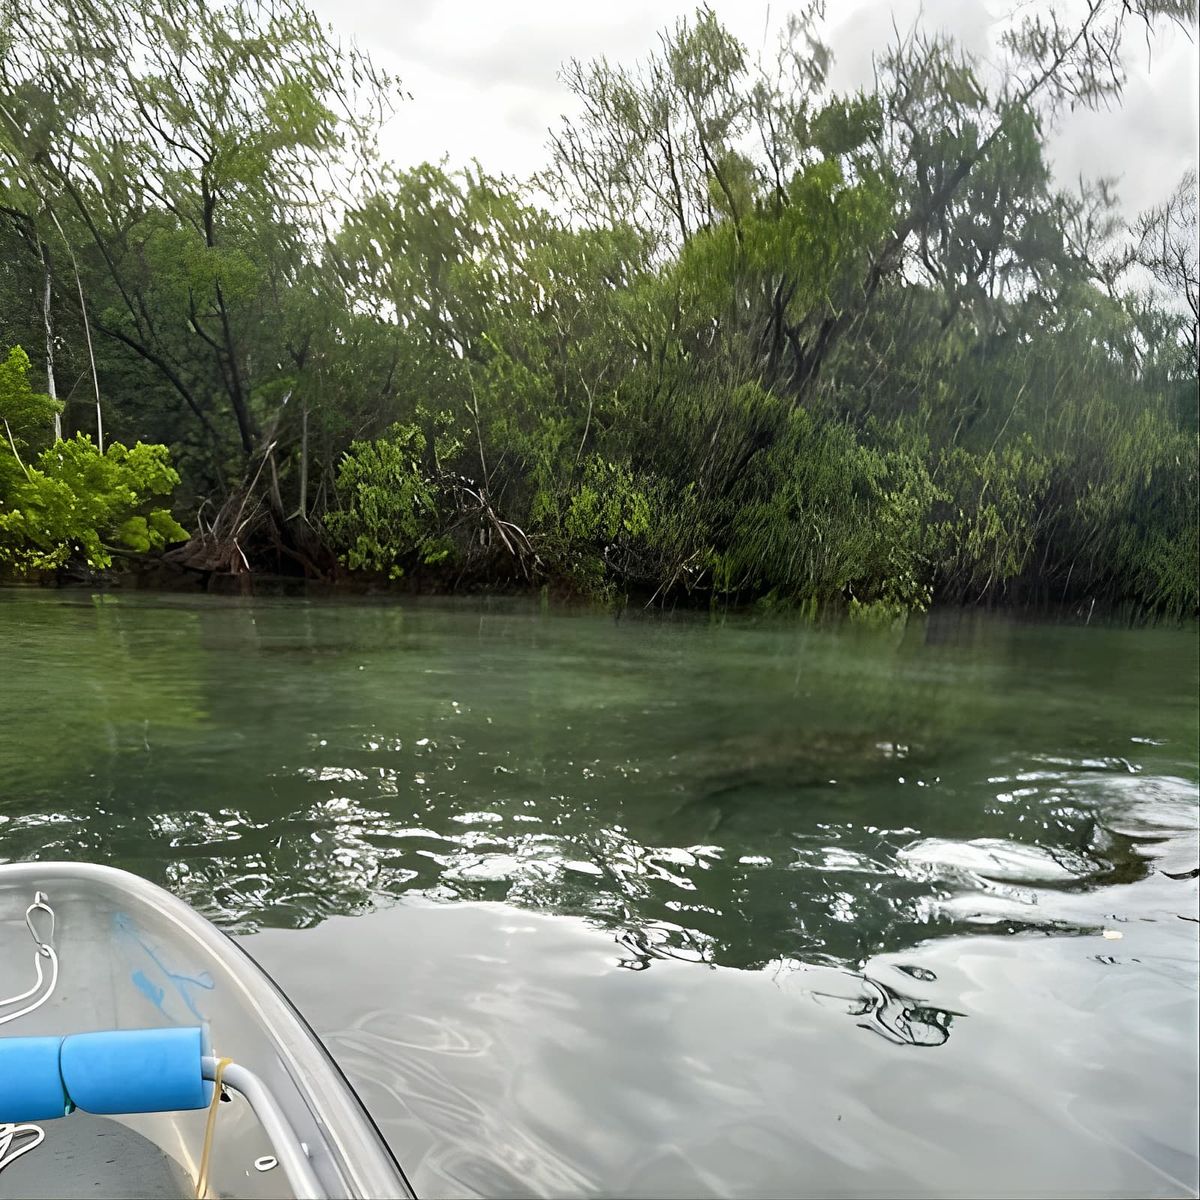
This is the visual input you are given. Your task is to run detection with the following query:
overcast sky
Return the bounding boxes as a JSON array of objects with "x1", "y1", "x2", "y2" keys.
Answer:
[{"x1": 308, "y1": 0, "x2": 1198, "y2": 218}]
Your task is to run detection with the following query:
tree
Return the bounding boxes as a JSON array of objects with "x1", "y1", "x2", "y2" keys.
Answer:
[
  {"x1": 0, "y1": 0, "x2": 1193, "y2": 615},
  {"x1": 0, "y1": 0, "x2": 396, "y2": 466},
  {"x1": 1132, "y1": 168, "x2": 1199, "y2": 352},
  {"x1": 0, "y1": 344, "x2": 187, "y2": 573}
]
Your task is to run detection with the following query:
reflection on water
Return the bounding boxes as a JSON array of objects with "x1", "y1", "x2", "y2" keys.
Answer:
[
  {"x1": 0, "y1": 594, "x2": 1195, "y2": 968},
  {"x1": 784, "y1": 959, "x2": 959, "y2": 1046},
  {"x1": 245, "y1": 894, "x2": 1199, "y2": 1198},
  {"x1": 1, "y1": 592, "x2": 1197, "y2": 1195}
]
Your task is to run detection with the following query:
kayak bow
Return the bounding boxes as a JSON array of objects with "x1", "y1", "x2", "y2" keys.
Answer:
[{"x1": 0, "y1": 861, "x2": 413, "y2": 1199}]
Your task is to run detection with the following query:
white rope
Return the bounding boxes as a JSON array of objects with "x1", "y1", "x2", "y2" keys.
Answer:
[
  {"x1": 0, "y1": 892, "x2": 58, "y2": 1175},
  {"x1": 0, "y1": 1124, "x2": 45, "y2": 1172},
  {"x1": 1, "y1": 891, "x2": 57, "y2": 1025},
  {"x1": 0, "y1": 944, "x2": 59, "y2": 1026}
]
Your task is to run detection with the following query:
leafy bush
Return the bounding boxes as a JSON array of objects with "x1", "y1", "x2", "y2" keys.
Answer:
[
  {"x1": 710, "y1": 404, "x2": 937, "y2": 610},
  {"x1": 0, "y1": 436, "x2": 188, "y2": 572},
  {"x1": 0, "y1": 345, "x2": 187, "y2": 573},
  {"x1": 324, "y1": 422, "x2": 448, "y2": 578},
  {"x1": 0, "y1": 346, "x2": 59, "y2": 451},
  {"x1": 929, "y1": 438, "x2": 1053, "y2": 604}
]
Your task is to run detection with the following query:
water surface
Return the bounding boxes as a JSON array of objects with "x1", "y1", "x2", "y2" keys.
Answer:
[{"x1": 1, "y1": 591, "x2": 1197, "y2": 1196}]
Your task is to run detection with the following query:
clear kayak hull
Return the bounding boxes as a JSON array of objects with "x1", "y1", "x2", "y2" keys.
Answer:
[{"x1": 0, "y1": 861, "x2": 412, "y2": 1199}]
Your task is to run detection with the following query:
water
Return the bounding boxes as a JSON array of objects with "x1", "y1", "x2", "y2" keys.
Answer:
[{"x1": 1, "y1": 590, "x2": 1197, "y2": 1196}]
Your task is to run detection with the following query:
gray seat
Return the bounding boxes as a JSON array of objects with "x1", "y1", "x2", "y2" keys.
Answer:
[{"x1": 0, "y1": 1113, "x2": 192, "y2": 1200}]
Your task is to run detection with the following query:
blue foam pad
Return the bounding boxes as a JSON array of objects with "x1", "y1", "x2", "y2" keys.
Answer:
[
  {"x1": 0, "y1": 1035, "x2": 73, "y2": 1122},
  {"x1": 60, "y1": 1026, "x2": 212, "y2": 1115}
]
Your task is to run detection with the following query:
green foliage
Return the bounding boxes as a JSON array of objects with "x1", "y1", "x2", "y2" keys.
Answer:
[
  {"x1": 0, "y1": 2, "x2": 1193, "y2": 617},
  {"x1": 0, "y1": 343, "x2": 187, "y2": 572},
  {"x1": 0, "y1": 435, "x2": 187, "y2": 572},
  {"x1": 930, "y1": 439, "x2": 1053, "y2": 603},
  {"x1": 708, "y1": 401, "x2": 936, "y2": 610},
  {"x1": 564, "y1": 460, "x2": 650, "y2": 546},
  {"x1": 324, "y1": 423, "x2": 446, "y2": 579},
  {"x1": 847, "y1": 598, "x2": 908, "y2": 629},
  {"x1": 0, "y1": 345, "x2": 59, "y2": 450}
]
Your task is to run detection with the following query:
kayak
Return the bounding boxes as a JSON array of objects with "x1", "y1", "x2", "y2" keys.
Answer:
[{"x1": 0, "y1": 861, "x2": 413, "y2": 1199}]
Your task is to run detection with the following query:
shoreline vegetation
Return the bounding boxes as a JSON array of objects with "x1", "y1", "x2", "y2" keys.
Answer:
[{"x1": 1, "y1": 1, "x2": 1196, "y2": 622}]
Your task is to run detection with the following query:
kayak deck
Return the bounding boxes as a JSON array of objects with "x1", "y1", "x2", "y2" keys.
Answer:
[
  {"x1": 0, "y1": 1113, "x2": 192, "y2": 1199},
  {"x1": 0, "y1": 862, "x2": 411, "y2": 1199}
]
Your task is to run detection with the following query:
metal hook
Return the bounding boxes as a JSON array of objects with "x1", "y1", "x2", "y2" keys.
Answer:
[
  {"x1": 25, "y1": 892, "x2": 55, "y2": 956},
  {"x1": 2, "y1": 892, "x2": 59, "y2": 1024}
]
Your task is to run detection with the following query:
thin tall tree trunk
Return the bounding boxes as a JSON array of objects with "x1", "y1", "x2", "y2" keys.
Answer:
[
  {"x1": 48, "y1": 208, "x2": 103, "y2": 451},
  {"x1": 214, "y1": 279, "x2": 255, "y2": 454},
  {"x1": 40, "y1": 239, "x2": 61, "y2": 441},
  {"x1": 297, "y1": 400, "x2": 309, "y2": 518}
]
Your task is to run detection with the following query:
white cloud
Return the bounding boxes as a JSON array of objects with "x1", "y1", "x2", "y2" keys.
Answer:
[{"x1": 311, "y1": 0, "x2": 1199, "y2": 214}]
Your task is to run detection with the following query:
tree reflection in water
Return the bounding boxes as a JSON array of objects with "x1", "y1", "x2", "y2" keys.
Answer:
[{"x1": 2, "y1": 594, "x2": 1195, "y2": 1060}]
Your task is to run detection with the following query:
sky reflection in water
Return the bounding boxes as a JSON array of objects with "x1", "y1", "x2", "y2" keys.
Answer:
[{"x1": 1, "y1": 592, "x2": 1196, "y2": 1194}]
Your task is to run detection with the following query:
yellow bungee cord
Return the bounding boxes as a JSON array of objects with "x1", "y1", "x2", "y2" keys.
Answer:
[{"x1": 195, "y1": 1056, "x2": 234, "y2": 1200}]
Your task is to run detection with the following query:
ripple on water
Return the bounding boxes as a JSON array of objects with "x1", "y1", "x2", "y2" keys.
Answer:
[
  {"x1": 896, "y1": 836, "x2": 1102, "y2": 884},
  {"x1": 2, "y1": 594, "x2": 1197, "y2": 1196},
  {"x1": 244, "y1": 891, "x2": 1199, "y2": 1198}
]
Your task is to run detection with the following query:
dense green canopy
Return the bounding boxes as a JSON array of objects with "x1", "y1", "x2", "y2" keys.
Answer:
[{"x1": 0, "y1": 0, "x2": 1195, "y2": 617}]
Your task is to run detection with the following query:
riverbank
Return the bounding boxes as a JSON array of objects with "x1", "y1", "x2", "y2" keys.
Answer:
[{"x1": 4, "y1": 556, "x2": 1189, "y2": 629}]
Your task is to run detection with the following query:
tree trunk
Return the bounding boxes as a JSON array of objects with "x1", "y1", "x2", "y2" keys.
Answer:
[
  {"x1": 40, "y1": 239, "x2": 60, "y2": 441},
  {"x1": 297, "y1": 400, "x2": 308, "y2": 518},
  {"x1": 48, "y1": 208, "x2": 103, "y2": 451}
]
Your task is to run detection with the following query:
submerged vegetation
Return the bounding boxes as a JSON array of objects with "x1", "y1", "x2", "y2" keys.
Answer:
[{"x1": 0, "y1": 0, "x2": 1196, "y2": 616}]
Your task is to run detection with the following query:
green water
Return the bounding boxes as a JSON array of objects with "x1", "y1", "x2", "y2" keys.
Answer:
[{"x1": 1, "y1": 590, "x2": 1197, "y2": 1196}]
